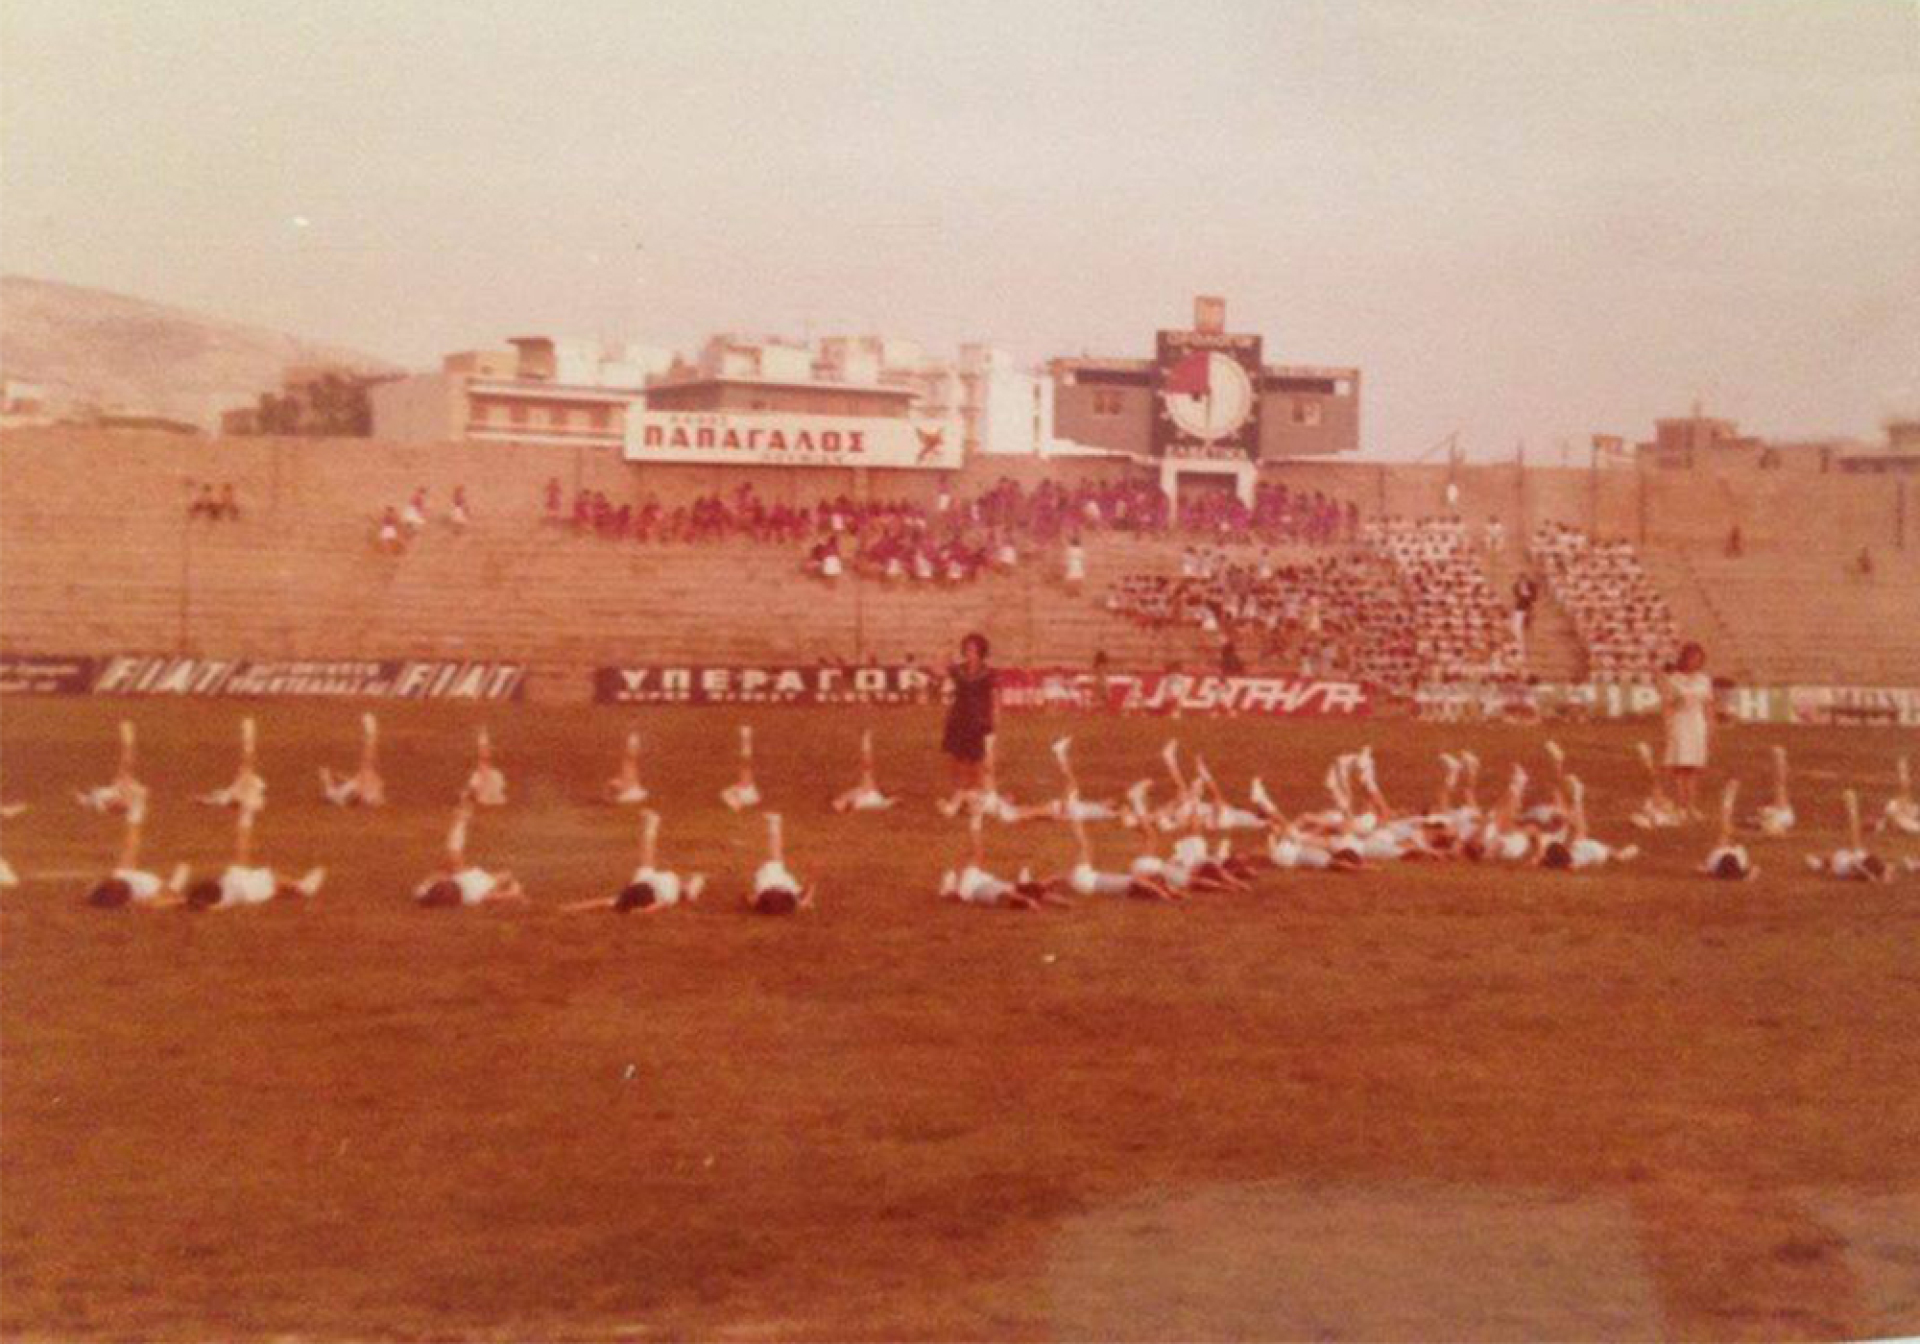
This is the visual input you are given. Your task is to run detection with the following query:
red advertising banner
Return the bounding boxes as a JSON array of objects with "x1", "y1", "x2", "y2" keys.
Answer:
[
  {"x1": 997, "y1": 669, "x2": 1371, "y2": 716},
  {"x1": 596, "y1": 664, "x2": 1371, "y2": 716}
]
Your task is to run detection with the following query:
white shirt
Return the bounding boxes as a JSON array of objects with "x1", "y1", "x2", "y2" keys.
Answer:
[
  {"x1": 1062, "y1": 797, "x2": 1114, "y2": 823},
  {"x1": 632, "y1": 866, "x2": 682, "y2": 906},
  {"x1": 1830, "y1": 849, "x2": 1875, "y2": 880},
  {"x1": 1703, "y1": 844, "x2": 1751, "y2": 877},
  {"x1": 1570, "y1": 838, "x2": 1612, "y2": 870},
  {"x1": 220, "y1": 864, "x2": 277, "y2": 906},
  {"x1": 755, "y1": 860, "x2": 799, "y2": 894},
  {"x1": 114, "y1": 867, "x2": 163, "y2": 902},
  {"x1": 956, "y1": 865, "x2": 1010, "y2": 904},
  {"x1": 1495, "y1": 831, "x2": 1531, "y2": 862},
  {"x1": 1361, "y1": 831, "x2": 1406, "y2": 860},
  {"x1": 453, "y1": 867, "x2": 497, "y2": 904},
  {"x1": 1071, "y1": 862, "x2": 1131, "y2": 897}
]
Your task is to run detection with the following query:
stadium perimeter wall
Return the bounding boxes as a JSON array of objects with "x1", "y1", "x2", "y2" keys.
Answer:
[{"x1": 1, "y1": 430, "x2": 1913, "y2": 699}]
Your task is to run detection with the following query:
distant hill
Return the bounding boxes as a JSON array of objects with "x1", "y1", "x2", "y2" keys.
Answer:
[{"x1": 0, "y1": 275, "x2": 399, "y2": 429}]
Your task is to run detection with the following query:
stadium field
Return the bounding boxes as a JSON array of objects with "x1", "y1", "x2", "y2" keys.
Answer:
[{"x1": 3, "y1": 698, "x2": 1918, "y2": 1341}]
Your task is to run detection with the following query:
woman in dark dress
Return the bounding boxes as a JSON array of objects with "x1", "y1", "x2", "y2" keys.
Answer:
[{"x1": 941, "y1": 633, "x2": 997, "y2": 810}]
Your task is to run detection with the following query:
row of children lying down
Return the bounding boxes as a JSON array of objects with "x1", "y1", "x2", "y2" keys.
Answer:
[
  {"x1": 66, "y1": 798, "x2": 812, "y2": 915},
  {"x1": 43, "y1": 731, "x2": 1920, "y2": 918}
]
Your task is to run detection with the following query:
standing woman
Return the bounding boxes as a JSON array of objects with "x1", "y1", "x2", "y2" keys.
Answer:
[
  {"x1": 1661, "y1": 642, "x2": 1713, "y2": 821},
  {"x1": 939, "y1": 633, "x2": 997, "y2": 815}
]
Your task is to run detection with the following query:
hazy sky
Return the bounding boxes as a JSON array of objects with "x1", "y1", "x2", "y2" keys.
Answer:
[{"x1": 3, "y1": 0, "x2": 1916, "y2": 457}]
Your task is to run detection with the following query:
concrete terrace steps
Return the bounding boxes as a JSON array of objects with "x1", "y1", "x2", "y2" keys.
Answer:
[
  {"x1": 1485, "y1": 546, "x2": 1586, "y2": 682},
  {"x1": 6, "y1": 433, "x2": 1916, "y2": 683},
  {"x1": 1, "y1": 510, "x2": 1184, "y2": 667},
  {"x1": 1640, "y1": 546, "x2": 1920, "y2": 685}
]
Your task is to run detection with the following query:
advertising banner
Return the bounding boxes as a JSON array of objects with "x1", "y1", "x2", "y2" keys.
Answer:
[
  {"x1": 83, "y1": 657, "x2": 527, "y2": 701},
  {"x1": 1788, "y1": 685, "x2": 1920, "y2": 726},
  {"x1": 595, "y1": 664, "x2": 938, "y2": 706},
  {"x1": 624, "y1": 410, "x2": 961, "y2": 471},
  {"x1": 595, "y1": 665, "x2": 1371, "y2": 716},
  {"x1": 0, "y1": 653, "x2": 97, "y2": 696},
  {"x1": 1418, "y1": 681, "x2": 1918, "y2": 725},
  {"x1": 1152, "y1": 329, "x2": 1264, "y2": 461}
]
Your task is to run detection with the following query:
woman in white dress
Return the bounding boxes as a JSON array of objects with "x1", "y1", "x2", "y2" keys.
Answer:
[{"x1": 1661, "y1": 642, "x2": 1713, "y2": 821}]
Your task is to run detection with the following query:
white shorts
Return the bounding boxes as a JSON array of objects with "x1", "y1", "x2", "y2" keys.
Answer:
[
  {"x1": 221, "y1": 865, "x2": 278, "y2": 906},
  {"x1": 1070, "y1": 863, "x2": 1131, "y2": 897},
  {"x1": 453, "y1": 868, "x2": 498, "y2": 904},
  {"x1": 113, "y1": 867, "x2": 163, "y2": 902}
]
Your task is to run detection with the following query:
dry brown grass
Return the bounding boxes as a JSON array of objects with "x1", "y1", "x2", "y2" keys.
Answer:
[{"x1": 3, "y1": 701, "x2": 1917, "y2": 1340}]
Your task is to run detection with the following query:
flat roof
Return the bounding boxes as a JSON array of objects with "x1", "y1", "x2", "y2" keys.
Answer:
[
  {"x1": 647, "y1": 375, "x2": 915, "y2": 399},
  {"x1": 465, "y1": 378, "x2": 640, "y2": 401},
  {"x1": 1050, "y1": 356, "x2": 1359, "y2": 379}
]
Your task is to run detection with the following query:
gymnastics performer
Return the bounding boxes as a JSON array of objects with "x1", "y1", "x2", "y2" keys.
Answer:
[
  {"x1": 83, "y1": 794, "x2": 189, "y2": 909},
  {"x1": 76, "y1": 720, "x2": 144, "y2": 814},
  {"x1": 954, "y1": 734, "x2": 1043, "y2": 823},
  {"x1": 938, "y1": 808, "x2": 1072, "y2": 910},
  {"x1": 721, "y1": 725, "x2": 762, "y2": 812},
  {"x1": 830, "y1": 729, "x2": 897, "y2": 813},
  {"x1": 1631, "y1": 741, "x2": 1685, "y2": 830},
  {"x1": 937, "y1": 633, "x2": 997, "y2": 816},
  {"x1": 0, "y1": 800, "x2": 27, "y2": 890},
  {"x1": 1468, "y1": 764, "x2": 1542, "y2": 864},
  {"x1": 320, "y1": 713, "x2": 387, "y2": 807},
  {"x1": 414, "y1": 800, "x2": 527, "y2": 906},
  {"x1": 1805, "y1": 790, "x2": 1894, "y2": 883},
  {"x1": 1536, "y1": 776, "x2": 1640, "y2": 870},
  {"x1": 1430, "y1": 753, "x2": 1466, "y2": 823},
  {"x1": 1043, "y1": 737, "x2": 1122, "y2": 821},
  {"x1": 1264, "y1": 810, "x2": 1363, "y2": 872},
  {"x1": 182, "y1": 804, "x2": 326, "y2": 909},
  {"x1": 602, "y1": 730, "x2": 649, "y2": 806},
  {"x1": 1526, "y1": 741, "x2": 1573, "y2": 830},
  {"x1": 1064, "y1": 813, "x2": 1180, "y2": 901},
  {"x1": 198, "y1": 717, "x2": 267, "y2": 811},
  {"x1": 1701, "y1": 780, "x2": 1758, "y2": 880},
  {"x1": 1746, "y1": 745, "x2": 1795, "y2": 836},
  {"x1": 1878, "y1": 756, "x2": 1919, "y2": 836},
  {"x1": 1248, "y1": 774, "x2": 1285, "y2": 823},
  {"x1": 1453, "y1": 749, "x2": 1486, "y2": 832},
  {"x1": 563, "y1": 810, "x2": 705, "y2": 913},
  {"x1": 463, "y1": 727, "x2": 508, "y2": 806},
  {"x1": 1192, "y1": 756, "x2": 1267, "y2": 831},
  {"x1": 747, "y1": 813, "x2": 813, "y2": 914}
]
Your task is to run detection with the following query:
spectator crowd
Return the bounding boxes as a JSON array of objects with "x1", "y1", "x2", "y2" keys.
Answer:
[
  {"x1": 540, "y1": 476, "x2": 1357, "y2": 587},
  {"x1": 1361, "y1": 516, "x2": 1523, "y2": 685},
  {"x1": 1529, "y1": 522, "x2": 1679, "y2": 683},
  {"x1": 187, "y1": 483, "x2": 242, "y2": 521},
  {"x1": 1103, "y1": 548, "x2": 1428, "y2": 691},
  {"x1": 376, "y1": 485, "x2": 471, "y2": 555}
]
